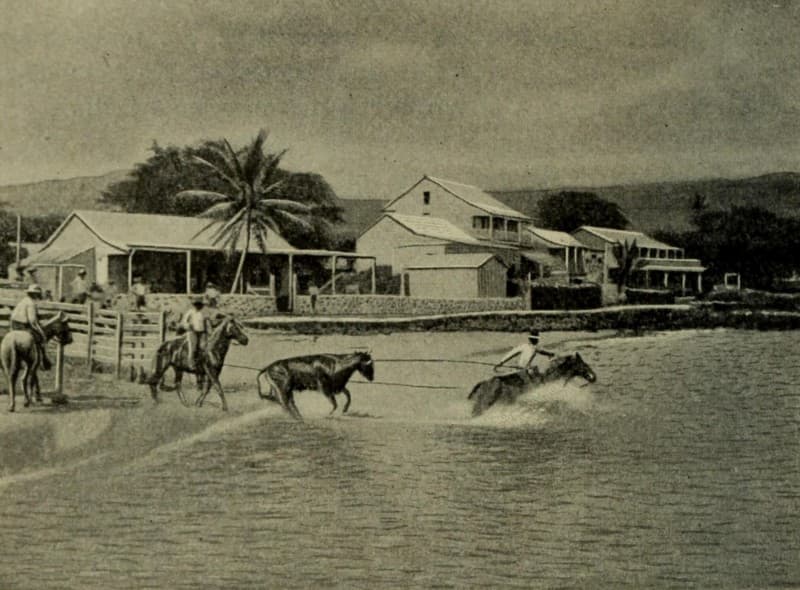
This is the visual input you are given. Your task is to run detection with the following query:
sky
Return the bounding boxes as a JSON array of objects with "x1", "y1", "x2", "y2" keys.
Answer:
[{"x1": 2, "y1": 0, "x2": 800, "y2": 199}]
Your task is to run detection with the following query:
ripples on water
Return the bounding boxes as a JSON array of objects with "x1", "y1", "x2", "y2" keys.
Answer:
[{"x1": 1, "y1": 330, "x2": 799, "y2": 589}]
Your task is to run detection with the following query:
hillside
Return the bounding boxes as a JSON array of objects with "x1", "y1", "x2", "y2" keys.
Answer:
[
  {"x1": 490, "y1": 172, "x2": 800, "y2": 233},
  {"x1": 0, "y1": 170, "x2": 128, "y2": 215}
]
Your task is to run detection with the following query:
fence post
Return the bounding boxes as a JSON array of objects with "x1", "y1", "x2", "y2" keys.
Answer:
[
  {"x1": 55, "y1": 342, "x2": 64, "y2": 395},
  {"x1": 86, "y1": 301, "x2": 95, "y2": 371},
  {"x1": 114, "y1": 311, "x2": 124, "y2": 379},
  {"x1": 158, "y1": 310, "x2": 167, "y2": 343}
]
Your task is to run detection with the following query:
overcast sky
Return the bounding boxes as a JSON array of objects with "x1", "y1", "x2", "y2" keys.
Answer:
[{"x1": 2, "y1": 1, "x2": 799, "y2": 198}]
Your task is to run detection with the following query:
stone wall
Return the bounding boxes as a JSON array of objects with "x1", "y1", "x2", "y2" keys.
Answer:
[
  {"x1": 110, "y1": 293, "x2": 276, "y2": 323},
  {"x1": 293, "y1": 294, "x2": 527, "y2": 316}
]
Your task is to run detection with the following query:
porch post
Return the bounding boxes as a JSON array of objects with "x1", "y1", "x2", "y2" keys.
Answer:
[
  {"x1": 681, "y1": 273, "x2": 687, "y2": 295},
  {"x1": 288, "y1": 253, "x2": 294, "y2": 310},
  {"x1": 370, "y1": 258, "x2": 376, "y2": 294},
  {"x1": 489, "y1": 216, "x2": 494, "y2": 241},
  {"x1": 663, "y1": 271, "x2": 669, "y2": 288},
  {"x1": 331, "y1": 256, "x2": 337, "y2": 295},
  {"x1": 57, "y1": 265, "x2": 64, "y2": 301},
  {"x1": 127, "y1": 249, "x2": 135, "y2": 291},
  {"x1": 645, "y1": 270, "x2": 650, "y2": 288},
  {"x1": 185, "y1": 250, "x2": 192, "y2": 294},
  {"x1": 697, "y1": 273, "x2": 702, "y2": 293},
  {"x1": 564, "y1": 248, "x2": 569, "y2": 276},
  {"x1": 400, "y1": 268, "x2": 406, "y2": 296}
]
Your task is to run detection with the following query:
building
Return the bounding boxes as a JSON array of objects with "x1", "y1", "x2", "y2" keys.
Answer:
[
  {"x1": 382, "y1": 175, "x2": 533, "y2": 246},
  {"x1": 20, "y1": 210, "x2": 376, "y2": 309},
  {"x1": 572, "y1": 225, "x2": 705, "y2": 300},
  {"x1": 357, "y1": 175, "x2": 576, "y2": 298},
  {"x1": 523, "y1": 227, "x2": 586, "y2": 282},
  {"x1": 405, "y1": 253, "x2": 508, "y2": 299}
]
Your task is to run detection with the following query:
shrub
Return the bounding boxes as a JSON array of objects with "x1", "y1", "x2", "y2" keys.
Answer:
[
  {"x1": 529, "y1": 284, "x2": 602, "y2": 310},
  {"x1": 625, "y1": 288, "x2": 675, "y2": 305}
]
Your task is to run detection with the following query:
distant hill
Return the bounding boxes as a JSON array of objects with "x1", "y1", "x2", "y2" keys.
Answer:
[
  {"x1": 490, "y1": 172, "x2": 800, "y2": 233},
  {"x1": 3, "y1": 171, "x2": 800, "y2": 237},
  {"x1": 0, "y1": 171, "x2": 128, "y2": 216}
]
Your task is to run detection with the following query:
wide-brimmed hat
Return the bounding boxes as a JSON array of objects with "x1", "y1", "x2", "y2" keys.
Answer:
[
  {"x1": 528, "y1": 330, "x2": 540, "y2": 340},
  {"x1": 26, "y1": 284, "x2": 42, "y2": 296},
  {"x1": 77, "y1": 268, "x2": 87, "y2": 275},
  {"x1": 191, "y1": 295, "x2": 205, "y2": 306},
  {"x1": 206, "y1": 282, "x2": 215, "y2": 288}
]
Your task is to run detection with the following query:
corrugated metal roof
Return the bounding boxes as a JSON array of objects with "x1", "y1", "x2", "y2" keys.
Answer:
[
  {"x1": 426, "y1": 176, "x2": 530, "y2": 219},
  {"x1": 387, "y1": 213, "x2": 483, "y2": 245},
  {"x1": 406, "y1": 253, "x2": 503, "y2": 269},
  {"x1": 576, "y1": 226, "x2": 679, "y2": 250},
  {"x1": 520, "y1": 250, "x2": 564, "y2": 268},
  {"x1": 527, "y1": 227, "x2": 584, "y2": 248},
  {"x1": 71, "y1": 210, "x2": 295, "y2": 253},
  {"x1": 22, "y1": 246, "x2": 93, "y2": 266}
]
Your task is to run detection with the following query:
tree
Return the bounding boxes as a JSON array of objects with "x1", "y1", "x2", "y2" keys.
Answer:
[
  {"x1": 611, "y1": 239, "x2": 638, "y2": 293},
  {"x1": 175, "y1": 130, "x2": 313, "y2": 293},
  {"x1": 100, "y1": 139, "x2": 344, "y2": 246},
  {"x1": 536, "y1": 191, "x2": 629, "y2": 232}
]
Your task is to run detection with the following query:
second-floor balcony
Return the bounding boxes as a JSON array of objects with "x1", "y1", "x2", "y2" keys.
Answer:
[{"x1": 472, "y1": 227, "x2": 534, "y2": 245}]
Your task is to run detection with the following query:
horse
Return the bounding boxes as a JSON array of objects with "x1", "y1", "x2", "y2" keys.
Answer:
[
  {"x1": 256, "y1": 352, "x2": 375, "y2": 420},
  {"x1": 146, "y1": 315, "x2": 248, "y2": 411},
  {"x1": 467, "y1": 352, "x2": 597, "y2": 417},
  {"x1": 1, "y1": 312, "x2": 73, "y2": 412}
]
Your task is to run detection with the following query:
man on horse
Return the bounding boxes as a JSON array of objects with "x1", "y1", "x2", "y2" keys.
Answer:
[
  {"x1": 495, "y1": 329, "x2": 555, "y2": 383},
  {"x1": 10, "y1": 284, "x2": 52, "y2": 370},
  {"x1": 182, "y1": 295, "x2": 209, "y2": 370}
]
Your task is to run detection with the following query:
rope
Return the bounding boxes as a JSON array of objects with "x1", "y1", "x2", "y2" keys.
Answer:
[
  {"x1": 221, "y1": 360, "x2": 470, "y2": 390},
  {"x1": 374, "y1": 357, "x2": 497, "y2": 368}
]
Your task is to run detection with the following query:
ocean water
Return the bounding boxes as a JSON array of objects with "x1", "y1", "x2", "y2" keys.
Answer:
[{"x1": 1, "y1": 329, "x2": 799, "y2": 589}]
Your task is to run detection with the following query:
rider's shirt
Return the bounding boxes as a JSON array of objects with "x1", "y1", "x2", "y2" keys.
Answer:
[
  {"x1": 182, "y1": 308, "x2": 207, "y2": 333},
  {"x1": 501, "y1": 342, "x2": 539, "y2": 369},
  {"x1": 11, "y1": 296, "x2": 38, "y2": 326}
]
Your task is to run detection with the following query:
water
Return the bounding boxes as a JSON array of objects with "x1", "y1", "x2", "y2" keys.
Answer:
[{"x1": 1, "y1": 329, "x2": 799, "y2": 588}]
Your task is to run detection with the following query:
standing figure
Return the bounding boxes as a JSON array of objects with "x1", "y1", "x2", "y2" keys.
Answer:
[
  {"x1": 308, "y1": 279, "x2": 319, "y2": 314},
  {"x1": 204, "y1": 281, "x2": 220, "y2": 308},
  {"x1": 495, "y1": 329, "x2": 555, "y2": 383},
  {"x1": 70, "y1": 268, "x2": 89, "y2": 304},
  {"x1": 10, "y1": 285, "x2": 52, "y2": 370},
  {"x1": 182, "y1": 296, "x2": 208, "y2": 370},
  {"x1": 132, "y1": 276, "x2": 148, "y2": 311}
]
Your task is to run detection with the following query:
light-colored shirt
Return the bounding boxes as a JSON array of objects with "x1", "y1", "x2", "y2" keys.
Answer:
[
  {"x1": 182, "y1": 308, "x2": 207, "y2": 333},
  {"x1": 11, "y1": 296, "x2": 38, "y2": 325},
  {"x1": 132, "y1": 282, "x2": 148, "y2": 296},
  {"x1": 499, "y1": 342, "x2": 539, "y2": 370},
  {"x1": 71, "y1": 277, "x2": 88, "y2": 296},
  {"x1": 205, "y1": 287, "x2": 220, "y2": 303}
]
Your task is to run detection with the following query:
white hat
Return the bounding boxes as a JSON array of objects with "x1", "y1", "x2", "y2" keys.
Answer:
[{"x1": 26, "y1": 284, "x2": 42, "y2": 296}]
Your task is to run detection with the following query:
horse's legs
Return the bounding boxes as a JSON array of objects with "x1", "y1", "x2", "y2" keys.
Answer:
[
  {"x1": 174, "y1": 370, "x2": 189, "y2": 406},
  {"x1": 194, "y1": 372, "x2": 212, "y2": 407},
  {"x1": 147, "y1": 353, "x2": 171, "y2": 403},
  {"x1": 277, "y1": 389, "x2": 302, "y2": 421},
  {"x1": 21, "y1": 361, "x2": 32, "y2": 408},
  {"x1": 341, "y1": 387, "x2": 352, "y2": 414},
  {"x1": 211, "y1": 372, "x2": 227, "y2": 412},
  {"x1": 7, "y1": 365, "x2": 19, "y2": 412}
]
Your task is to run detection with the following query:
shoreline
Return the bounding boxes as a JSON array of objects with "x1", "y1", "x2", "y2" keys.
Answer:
[{"x1": 244, "y1": 304, "x2": 800, "y2": 334}]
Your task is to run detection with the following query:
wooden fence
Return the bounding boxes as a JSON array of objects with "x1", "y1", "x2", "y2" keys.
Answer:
[{"x1": 0, "y1": 298, "x2": 167, "y2": 380}]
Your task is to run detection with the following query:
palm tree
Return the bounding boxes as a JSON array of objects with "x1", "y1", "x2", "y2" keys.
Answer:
[{"x1": 175, "y1": 130, "x2": 311, "y2": 293}]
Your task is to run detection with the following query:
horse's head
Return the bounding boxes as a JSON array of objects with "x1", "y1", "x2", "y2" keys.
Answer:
[
  {"x1": 355, "y1": 351, "x2": 375, "y2": 382},
  {"x1": 47, "y1": 312, "x2": 73, "y2": 345},
  {"x1": 561, "y1": 352, "x2": 596, "y2": 385},
  {"x1": 223, "y1": 317, "x2": 249, "y2": 346}
]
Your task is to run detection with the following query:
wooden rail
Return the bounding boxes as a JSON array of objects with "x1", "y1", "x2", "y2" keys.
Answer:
[{"x1": 0, "y1": 298, "x2": 168, "y2": 380}]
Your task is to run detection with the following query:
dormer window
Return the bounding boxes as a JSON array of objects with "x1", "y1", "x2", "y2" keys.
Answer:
[{"x1": 423, "y1": 191, "x2": 431, "y2": 205}]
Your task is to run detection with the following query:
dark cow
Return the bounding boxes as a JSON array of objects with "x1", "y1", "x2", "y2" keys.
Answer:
[
  {"x1": 257, "y1": 352, "x2": 375, "y2": 420},
  {"x1": 468, "y1": 352, "x2": 596, "y2": 417}
]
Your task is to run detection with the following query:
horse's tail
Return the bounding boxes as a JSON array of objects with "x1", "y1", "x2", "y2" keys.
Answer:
[
  {"x1": 256, "y1": 368, "x2": 277, "y2": 401},
  {"x1": 467, "y1": 381, "x2": 482, "y2": 400},
  {"x1": 147, "y1": 341, "x2": 171, "y2": 386}
]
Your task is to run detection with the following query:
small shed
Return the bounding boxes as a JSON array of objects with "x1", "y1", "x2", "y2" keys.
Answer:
[{"x1": 405, "y1": 253, "x2": 508, "y2": 299}]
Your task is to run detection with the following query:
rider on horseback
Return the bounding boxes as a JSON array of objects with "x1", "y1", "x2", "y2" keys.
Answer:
[
  {"x1": 10, "y1": 284, "x2": 52, "y2": 370},
  {"x1": 182, "y1": 295, "x2": 209, "y2": 370},
  {"x1": 495, "y1": 329, "x2": 554, "y2": 384}
]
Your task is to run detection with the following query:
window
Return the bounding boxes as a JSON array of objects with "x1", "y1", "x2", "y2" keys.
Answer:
[
  {"x1": 492, "y1": 217, "x2": 504, "y2": 230},
  {"x1": 472, "y1": 216, "x2": 489, "y2": 230},
  {"x1": 507, "y1": 220, "x2": 519, "y2": 233},
  {"x1": 423, "y1": 191, "x2": 431, "y2": 205}
]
